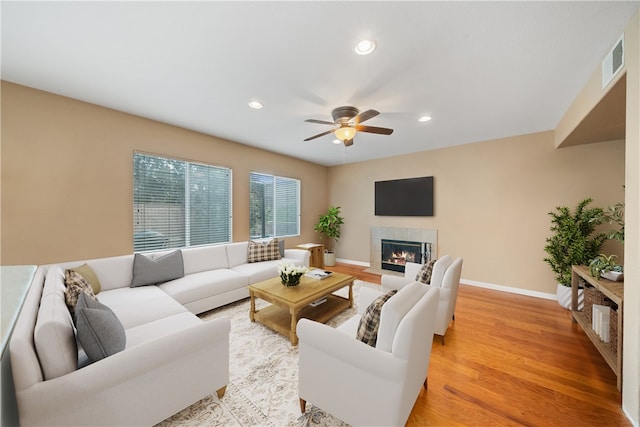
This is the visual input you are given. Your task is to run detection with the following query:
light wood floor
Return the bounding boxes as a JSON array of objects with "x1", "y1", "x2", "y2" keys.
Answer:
[{"x1": 326, "y1": 263, "x2": 629, "y2": 427}]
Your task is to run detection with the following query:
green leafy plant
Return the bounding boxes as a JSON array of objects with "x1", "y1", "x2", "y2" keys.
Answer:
[
  {"x1": 314, "y1": 206, "x2": 344, "y2": 252},
  {"x1": 543, "y1": 198, "x2": 607, "y2": 287},
  {"x1": 599, "y1": 201, "x2": 625, "y2": 242},
  {"x1": 589, "y1": 254, "x2": 623, "y2": 279}
]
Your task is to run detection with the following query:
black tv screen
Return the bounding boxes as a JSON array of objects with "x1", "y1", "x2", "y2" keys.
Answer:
[{"x1": 375, "y1": 176, "x2": 434, "y2": 216}]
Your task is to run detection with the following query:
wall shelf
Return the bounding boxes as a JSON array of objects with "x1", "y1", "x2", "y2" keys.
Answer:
[{"x1": 571, "y1": 264, "x2": 623, "y2": 391}]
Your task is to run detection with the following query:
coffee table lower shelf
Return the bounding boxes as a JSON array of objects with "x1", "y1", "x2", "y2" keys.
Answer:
[{"x1": 253, "y1": 294, "x2": 350, "y2": 345}]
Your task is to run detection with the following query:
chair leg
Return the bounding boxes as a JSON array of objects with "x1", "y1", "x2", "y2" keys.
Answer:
[
  {"x1": 300, "y1": 398, "x2": 307, "y2": 413},
  {"x1": 423, "y1": 377, "x2": 428, "y2": 390},
  {"x1": 216, "y1": 385, "x2": 227, "y2": 399},
  {"x1": 452, "y1": 313, "x2": 455, "y2": 321}
]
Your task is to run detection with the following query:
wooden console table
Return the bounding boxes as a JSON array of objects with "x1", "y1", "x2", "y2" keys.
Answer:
[
  {"x1": 571, "y1": 264, "x2": 623, "y2": 390},
  {"x1": 296, "y1": 243, "x2": 324, "y2": 268}
]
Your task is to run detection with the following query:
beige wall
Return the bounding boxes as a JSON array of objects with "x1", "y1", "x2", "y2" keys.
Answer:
[
  {"x1": 328, "y1": 131, "x2": 625, "y2": 295},
  {"x1": 0, "y1": 82, "x2": 328, "y2": 265}
]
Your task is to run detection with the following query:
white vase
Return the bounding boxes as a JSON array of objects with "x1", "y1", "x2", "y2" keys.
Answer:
[
  {"x1": 556, "y1": 283, "x2": 583, "y2": 310},
  {"x1": 601, "y1": 271, "x2": 624, "y2": 282},
  {"x1": 323, "y1": 251, "x2": 336, "y2": 267}
]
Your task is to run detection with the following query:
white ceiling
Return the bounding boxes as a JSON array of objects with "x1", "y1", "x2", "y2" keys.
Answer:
[{"x1": 2, "y1": 1, "x2": 639, "y2": 167}]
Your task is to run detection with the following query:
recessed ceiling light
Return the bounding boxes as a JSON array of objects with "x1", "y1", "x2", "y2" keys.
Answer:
[
  {"x1": 248, "y1": 100, "x2": 263, "y2": 110},
  {"x1": 332, "y1": 139, "x2": 342, "y2": 145},
  {"x1": 418, "y1": 115, "x2": 432, "y2": 122},
  {"x1": 355, "y1": 40, "x2": 376, "y2": 55}
]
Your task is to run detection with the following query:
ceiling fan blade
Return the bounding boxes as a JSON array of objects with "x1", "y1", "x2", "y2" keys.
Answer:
[
  {"x1": 355, "y1": 124, "x2": 394, "y2": 135},
  {"x1": 305, "y1": 119, "x2": 336, "y2": 125},
  {"x1": 353, "y1": 109, "x2": 379, "y2": 124},
  {"x1": 303, "y1": 128, "x2": 336, "y2": 141}
]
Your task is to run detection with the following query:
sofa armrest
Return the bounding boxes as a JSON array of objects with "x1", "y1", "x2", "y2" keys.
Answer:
[
  {"x1": 17, "y1": 317, "x2": 231, "y2": 427},
  {"x1": 284, "y1": 248, "x2": 310, "y2": 267}
]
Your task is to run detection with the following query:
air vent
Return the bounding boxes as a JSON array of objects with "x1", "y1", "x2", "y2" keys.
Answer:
[{"x1": 602, "y1": 35, "x2": 624, "y2": 89}]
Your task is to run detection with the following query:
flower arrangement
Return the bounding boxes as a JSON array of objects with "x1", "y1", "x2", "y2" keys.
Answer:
[{"x1": 277, "y1": 262, "x2": 308, "y2": 287}]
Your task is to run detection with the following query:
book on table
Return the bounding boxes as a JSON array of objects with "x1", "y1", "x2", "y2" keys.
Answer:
[{"x1": 305, "y1": 269, "x2": 332, "y2": 280}]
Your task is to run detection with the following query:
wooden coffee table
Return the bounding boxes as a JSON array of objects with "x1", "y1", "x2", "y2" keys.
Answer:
[{"x1": 248, "y1": 272, "x2": 354, "y2": 345}]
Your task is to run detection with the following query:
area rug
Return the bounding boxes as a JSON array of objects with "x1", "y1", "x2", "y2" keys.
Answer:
[{"x1": 157, "y1": 280, "x2": 379, "y2": 427}]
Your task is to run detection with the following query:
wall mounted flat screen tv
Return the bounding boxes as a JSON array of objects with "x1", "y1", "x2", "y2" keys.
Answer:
[{"x1": 375, "y1": 176, "x2": 434, "y2": 216}]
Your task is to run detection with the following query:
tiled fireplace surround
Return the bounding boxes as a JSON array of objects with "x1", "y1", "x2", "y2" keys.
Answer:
[{"x1": 369, "y1": 226, "x2": 438, "y2": 274}]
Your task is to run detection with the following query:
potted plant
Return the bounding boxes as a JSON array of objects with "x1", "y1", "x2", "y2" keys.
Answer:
[
  {"x1": 589, "y1": 254, "x2": 624, "y2": 281},
  {"x1": 599, "y1": 201, "x2": 625, "y2": 242},
  {"x1": 543, "y1": 198, "x2": 606, "y2": 309},
  {"x1": 314, "y1": 206, "x2": 344, "y2": 267}
]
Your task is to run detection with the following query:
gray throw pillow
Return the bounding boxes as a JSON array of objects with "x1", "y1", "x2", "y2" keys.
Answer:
[
  {"x1": 131, "y1": 250, "x2": 184, "y2": 287},
  {"x1": 75, "y1": 293, "x2": 126, "y2": 363},
  {"x1": 356, "y1": 290, "x2": 398, "y2": 347}
]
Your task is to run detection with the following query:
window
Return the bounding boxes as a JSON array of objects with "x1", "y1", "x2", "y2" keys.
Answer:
[
  {"x1": 133, "y1": 153, "x2": 232, "y2": 251},
  {"x1": 250, "y1": 172, "x2": 300, "y2": 239}
]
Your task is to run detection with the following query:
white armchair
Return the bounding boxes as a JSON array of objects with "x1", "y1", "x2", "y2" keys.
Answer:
[
  {"x1": 382, "y1": 257, "x2": 463, "y2": 344},
  {"x1": 297, "y1": 282, "x2": 439, "y2": 426}
]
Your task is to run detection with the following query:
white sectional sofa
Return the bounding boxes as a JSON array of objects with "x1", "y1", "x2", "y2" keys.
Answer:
[{"x1": 10, "y1": 241, "x2": 309, "y2": 426}]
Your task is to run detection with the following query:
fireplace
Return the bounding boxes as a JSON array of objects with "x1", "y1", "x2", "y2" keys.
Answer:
[{"x1": 381, "y1": 239, "x2": 431, "y2": 273}]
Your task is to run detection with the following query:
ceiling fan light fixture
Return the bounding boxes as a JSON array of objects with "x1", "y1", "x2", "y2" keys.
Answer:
[
  {"x1": 355, "y1": 40, "x2": 376, "y2": 55},
  {"x1": 248, "y1": 100, "x2": 263, "y2": 110},
  {"x1": 334, "y1": 126, "x2": 357, "y2": 141}
]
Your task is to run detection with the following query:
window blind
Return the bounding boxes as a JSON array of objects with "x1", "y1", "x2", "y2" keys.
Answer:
[
  {"x1": 133, "y1": 153, "x2": 231, "y2": 251},
  {"x1": 249, "y1": 172, "x2": 300, "y2": 239}
]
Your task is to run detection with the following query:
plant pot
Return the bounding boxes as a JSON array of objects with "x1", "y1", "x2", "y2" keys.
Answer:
[
  {"x1": 601, "y1": 271, "x2": 624, "y2": 282},
  {"x1": 556, "y1": 283, "x2": 583, "y2": 310},
  {"x1": 324, "y1": 251, "x2": 336, "y2": 267}
]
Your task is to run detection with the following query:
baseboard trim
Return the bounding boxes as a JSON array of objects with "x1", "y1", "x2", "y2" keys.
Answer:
[
  {"x1": 336, "y1": 258, "x2": 557, "y2": 301},
  {"x1": 335, "y1": 258, "x2": 370, "y2": 267},
  {"x1": 460, "y1": 279, "x2": 557, "y2": 301}
]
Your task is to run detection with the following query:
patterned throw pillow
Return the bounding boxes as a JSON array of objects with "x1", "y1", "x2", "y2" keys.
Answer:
[
  {"x1": 64, "y1": 269, "x2": 97, "y2": 314},
  {"x1": 67, "y1": 263, "x2": 101, "y2": 294},
  {"x1": 415, "y1": 259, "x2": 437, "y2": 284},
  {"x1": 356, "y1": 290, "x2": 398, "y2": 347},
  {"x1": 247, "y1": 238, "x2": 282, "y2": 263}
]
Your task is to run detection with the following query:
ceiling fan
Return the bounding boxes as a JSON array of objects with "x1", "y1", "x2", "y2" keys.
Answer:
[{"x1": 303, "y1": 106, "x2": 394, "y2": 147}]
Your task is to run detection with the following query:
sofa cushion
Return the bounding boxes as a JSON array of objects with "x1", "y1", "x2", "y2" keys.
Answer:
[
  {"x1": 64, "y1": 269, "x2": 97, "y2": 314},
  {"x1": 125, "y1": 312, "x2": 202, "y2": 348},
  {"x1": 75, "y1": 293, "x2": 126, "y2": 363},
  {"x1": 97, "y1": 286, "x2": 187, "y2": 329},
  {"x1": 226, "y1": 242, "x2": 249, "y2": 267},
  {"x1": 247, "y1": 239, "x2": 281, "y2": 263},
  {"x1": 377, "y1": 281, "x2": 426, "y2": 352},
  {"x1": 356, "y1": 290, "x2": 397, "y2": 347},
  {"x1": 158, "y1": 268, "x2": 248, "y2": 307},
  {"x1": 35, "y1": 267, "x2": 78, "y2": 380},
  {"x1": 131, "y1": 250, "x2": 184, "y2": 287},
  {"x1": 67, "y1": 263, "x2": 102, "y2": 294},
  {"x1": 181, "y1": 244, "x2": 229, "y2": 274},
  {"x1": 415, "y1": 259, "x2": 437, "y2": 284},
  {"x1": 230, "y1": 257, "x2": 301, "y2": 284}
]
